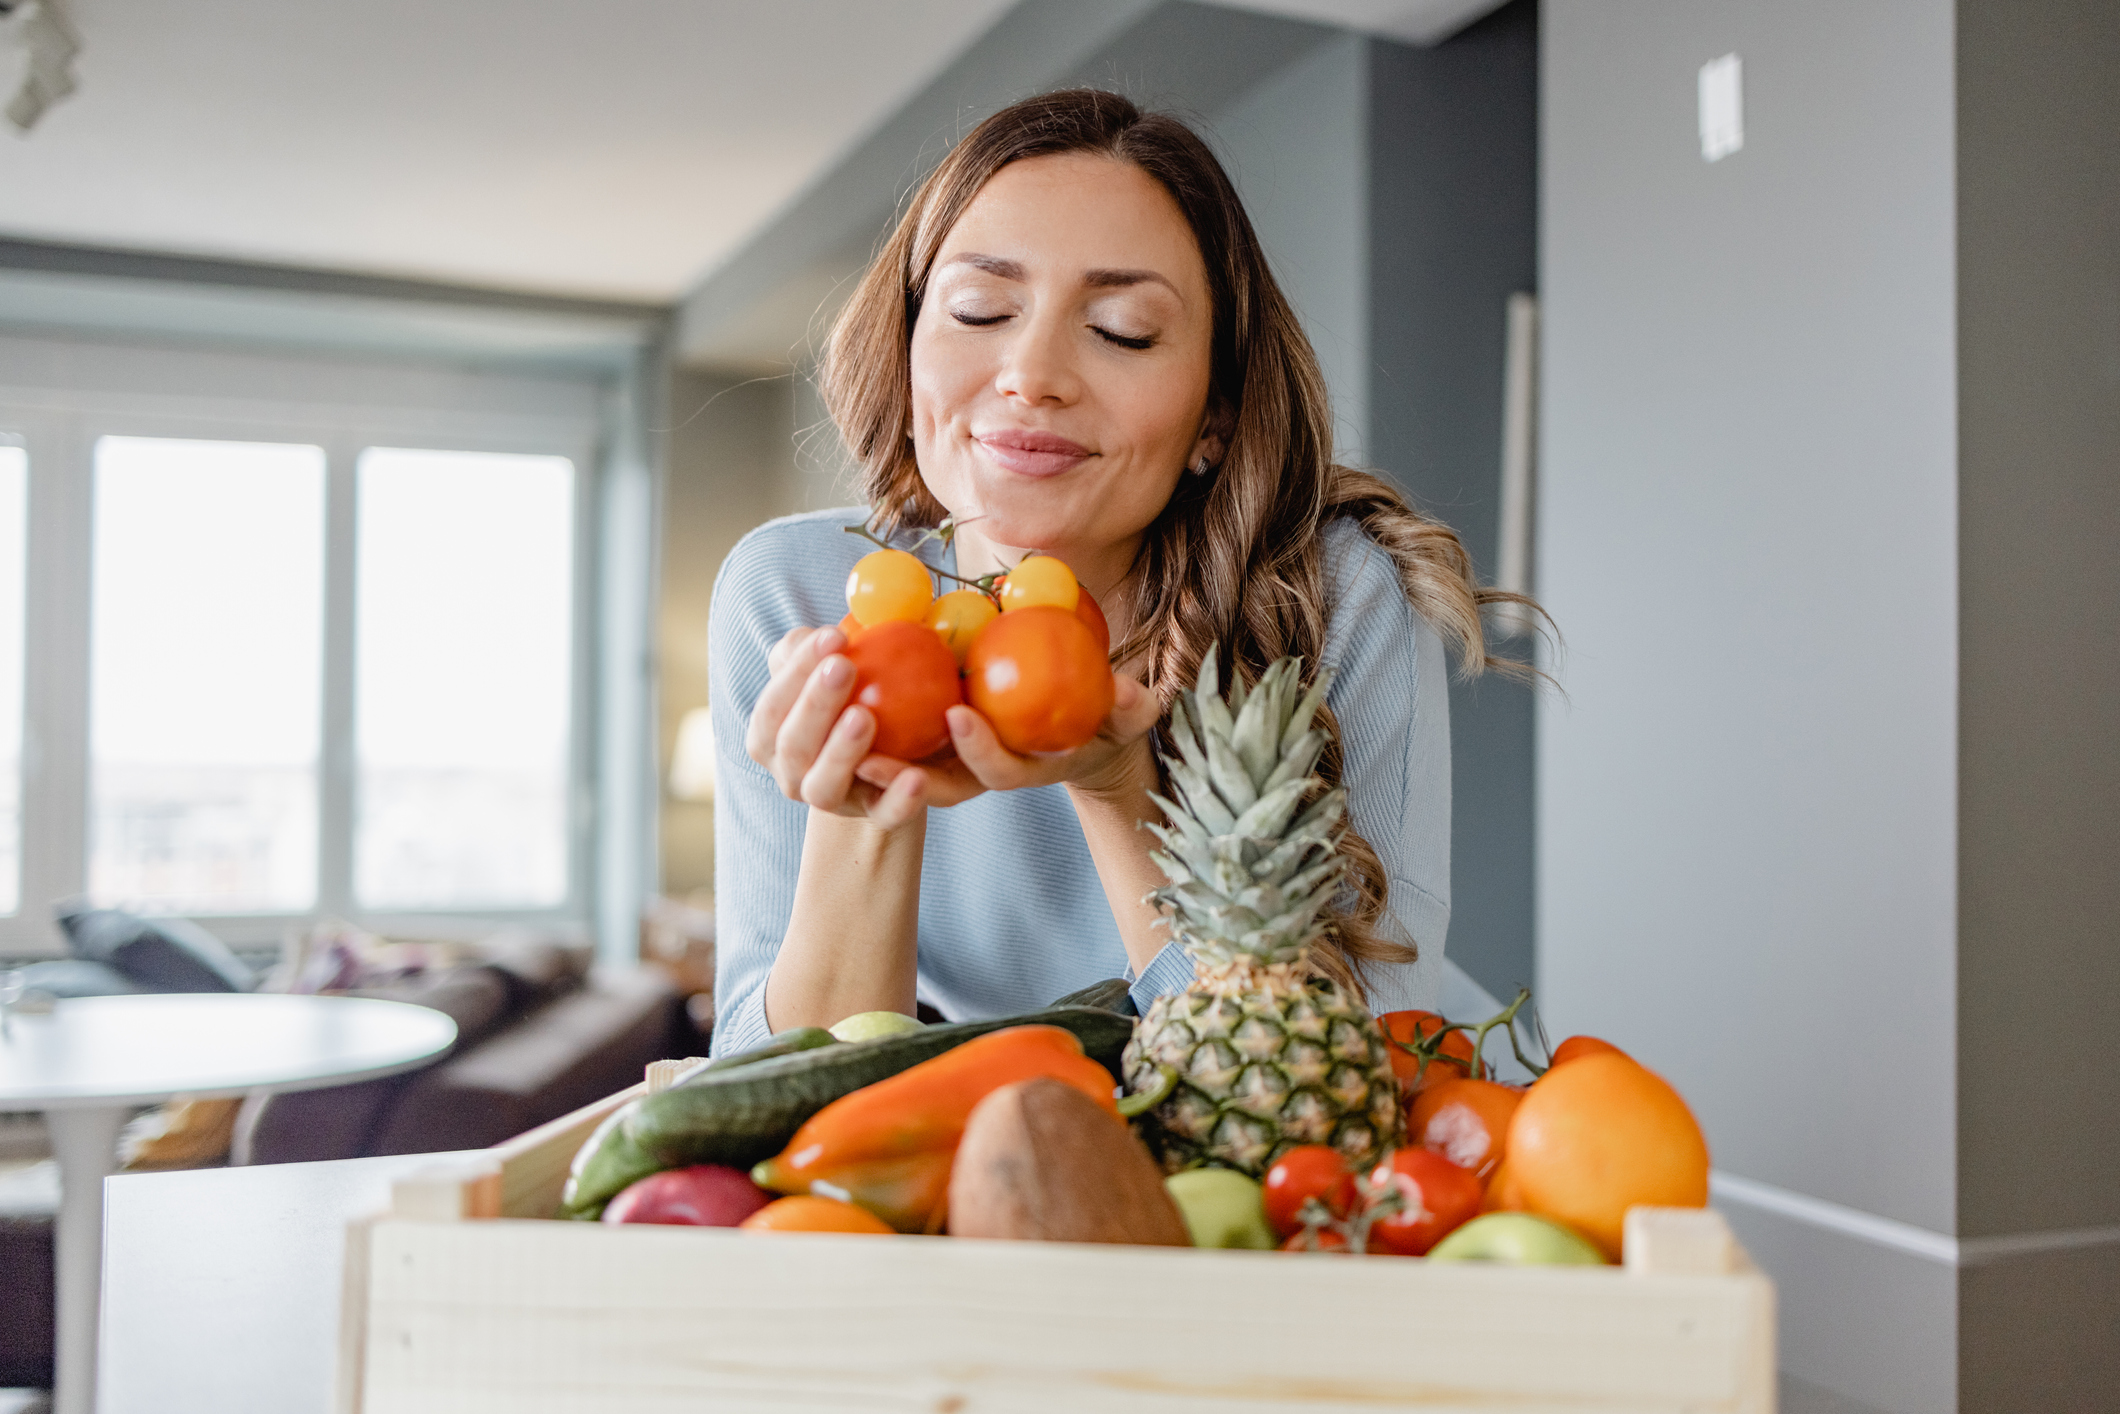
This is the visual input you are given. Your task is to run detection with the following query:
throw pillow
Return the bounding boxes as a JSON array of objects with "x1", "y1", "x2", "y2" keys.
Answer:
[{"x1": 56, "y1": 905, "x2": 256, "y2": 993}]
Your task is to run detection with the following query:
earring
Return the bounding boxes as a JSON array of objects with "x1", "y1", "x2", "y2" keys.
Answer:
[{"x1": 1190, "y1": 455, "x2": 1213, "y2": 477}]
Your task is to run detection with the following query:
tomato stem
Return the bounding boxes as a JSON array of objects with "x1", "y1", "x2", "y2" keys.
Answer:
[{"x1": 842, "y1": 520, "x2": 1004, "y2": 605}]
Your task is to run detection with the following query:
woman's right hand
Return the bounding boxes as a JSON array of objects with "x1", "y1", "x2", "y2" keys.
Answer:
[{"x1": 744, "y1": 625, "x2": 929, "y2": 829}]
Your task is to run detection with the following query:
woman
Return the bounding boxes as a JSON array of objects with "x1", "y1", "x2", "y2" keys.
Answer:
[{"x1": 709, "y1": 89, "x2": 1522, "y2": 1056}]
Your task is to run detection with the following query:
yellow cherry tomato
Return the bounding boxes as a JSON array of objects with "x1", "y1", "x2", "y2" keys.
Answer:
[
  {"x1": 925, "y1": 589, "x2": 999, "y2": 666},
  {"x1": 995, "y1": 554, "x2": 1080, "y2": 613},
  {"x1": 845, "y1": 549, "x2": 934, "y2": 627}
]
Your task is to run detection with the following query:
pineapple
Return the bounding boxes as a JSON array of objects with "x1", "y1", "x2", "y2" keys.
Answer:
[{"x1": 1123, "y1": 651, "x2": 1405, "y2": 1177}]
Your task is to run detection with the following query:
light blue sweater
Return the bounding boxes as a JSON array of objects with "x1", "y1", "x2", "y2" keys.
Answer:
[{"x1": 707, "y1": 508, "x2": 1452, "y2": 1056}]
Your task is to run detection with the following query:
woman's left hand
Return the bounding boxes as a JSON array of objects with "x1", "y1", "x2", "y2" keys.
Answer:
[{"x1": 852, "y1": 672, "x2": 1162, "y2": 808}]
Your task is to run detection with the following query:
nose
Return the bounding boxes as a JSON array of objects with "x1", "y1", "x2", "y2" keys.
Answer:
[{"x1": 992, "y1": 308, "x2": 1081, "y2": 407}]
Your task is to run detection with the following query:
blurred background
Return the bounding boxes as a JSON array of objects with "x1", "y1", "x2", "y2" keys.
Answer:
[{"x1": 0, "y1": 1, "x2": 2113, "y2": 1410}]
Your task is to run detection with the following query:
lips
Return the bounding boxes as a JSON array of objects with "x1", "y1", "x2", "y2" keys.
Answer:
[{"x1": 975, "y1": 428, "x2": 1093, "y2": 478}]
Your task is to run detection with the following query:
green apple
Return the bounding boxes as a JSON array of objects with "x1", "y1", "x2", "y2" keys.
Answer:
[
  {"x1": 828, "y1": 1011, "x2": 926, "y2": 1042},
  {"x1": 1164, "y1": 1168, "x2": 1276, "y2": 1250},
  {"x1": 1426, "y1": 1212, "x2": 1607, "y2": 1266}
]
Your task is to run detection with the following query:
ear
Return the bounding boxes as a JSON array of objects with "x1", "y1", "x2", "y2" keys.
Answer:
[{"x1": 1189, "y1": 399, "x2": 1235, "y2": 470}]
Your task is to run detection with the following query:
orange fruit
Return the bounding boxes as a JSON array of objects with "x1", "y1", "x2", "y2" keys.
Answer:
[
  {"x1": 1506, "y1": 1053, "x2": 1709, "y2": 1260},
  {"x1": 845, "y1": 549, "x2": 934, "y2": 627},
  {"x1": 925, "y1": 589, "x2": 999, "y2": 666},
  {"x1": 738, "y1": 1195, "x2": 895, "y2": 1235},
  {"x1": 995, "y1": 554, "x2": 1079, "y2": 613},
  {"x1": 1408, "y1": 1077, "x2": 1524, "y2": 1181},
  {"x1": 1549, "y1": 1035, "x2": 1627, "y2": 1068}
]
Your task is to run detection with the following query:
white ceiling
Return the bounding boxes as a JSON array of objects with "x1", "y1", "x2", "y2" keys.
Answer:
[
  {"x1": 0, "y1": 0, "x2": 1505, "y2": 307},
  {"x1": 0, "y1": 0, "x2": 1017, "y2": 302}
]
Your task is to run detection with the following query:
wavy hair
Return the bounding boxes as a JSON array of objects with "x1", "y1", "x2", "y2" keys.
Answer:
[{"x1": 819, "y1": 88, "x2": 1538, "y2": 1000}]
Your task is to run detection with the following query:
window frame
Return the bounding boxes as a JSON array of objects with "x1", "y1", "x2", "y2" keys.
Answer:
[{"x1": 0, "y1": 375, "x2": 603, "y2": 953}]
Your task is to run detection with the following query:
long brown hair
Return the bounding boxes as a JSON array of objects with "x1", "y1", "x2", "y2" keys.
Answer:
[{"x1": 820, "y1": 88, "x2": 1535, "y2": 999}]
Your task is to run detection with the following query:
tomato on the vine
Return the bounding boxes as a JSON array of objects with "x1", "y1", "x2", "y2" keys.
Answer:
[
  {"x1": 845, "y1": 549, "x2": 934, "y2": 628},
  {"x1": 1261, "y1": 1146, "x2": 1357, "y2": 1238},
  {"x1": 925, "y1": 589, "x2": 998, "y2": 666},
  {"x1": 995, "y1": 554, "x2": 1080, "y2": 613},
  {"x1": 964, "y1": 606, "x2": 1112, "y2": 754},
  {"x1": 1407, "y1": 1078, "x2": 1523, "y2": 1182},
  {"x1": 1280, "y1": 1227, "x2": 1349, "y2": 1253},
  {"x1": 1377, "y1": 1010, "x2": 1482, "y2": 1091},
  {"x1": 1365, "y1": 1148, "x2": 1483, "y2": 1256},
  {"x1": 1073, "y1": 585, "x2": 1110, "y2": 656},
  {"x1": 841, "y1": 620, "x2": 961, "y2": 760}
]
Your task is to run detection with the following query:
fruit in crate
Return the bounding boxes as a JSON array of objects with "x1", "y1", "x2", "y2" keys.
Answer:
[
  {"x1": 965, "y1": 605, "x2": 1113, "y2": 753},
  {"x1": 740, "y1": 1195, "x2": 896, "y2": 1234},
  {"x1": 1123, "y1": 651, "x2": 1403, "y2": 1177},
  {"x1": 1163, "y1": 1168, "x2": 1276, "y2": 1249},
  {"x1": 1407, "y1": 1077, "x2": 1523, "y2": 1182},
  {"x1": 601, "y1": 1164, "x2": 772, "y2": 1227},
  {"x1": 751, "y1": 1024, "x2": 1119, "y2": 1233},
  {"x1": 1365, "y1": 1148, "x2": 1484, "y2": 1256},
  {"x1": 1427, "y1": 1212, "x2": 1606, "y2": 1266},
  {"x1": 1260, "y1": 1145, "x2": 1358, "y2": 1239},
  {"x1": 948, "y1": 1077, "x2": 1189, "y2": 1246},
  {"x1": 1506, "y1": 1051, "x2": 1710, "y2": 1260},
  {"x1": 828, "y1": 1010, "x2": 925, "y2": 1042},
  {"x1": 1548, "y1": 1034, "x2": 1627, "y2": 1067},
  {"x1": 1378, "y1": 1009, "x2": 1484, "y2": 1091},
  {"x1": 843, "y1": 619, "x2": 962, "y2": 760}
]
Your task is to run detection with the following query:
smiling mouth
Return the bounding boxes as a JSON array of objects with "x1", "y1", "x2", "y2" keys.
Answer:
[{"x1": 975, "y1": 430, "x2": 1093, "y2": 478}]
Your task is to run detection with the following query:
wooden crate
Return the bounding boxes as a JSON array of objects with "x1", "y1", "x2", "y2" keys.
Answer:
[{"x1": 339, "y1": 1065, "x2": 1774, "y2": 1414}]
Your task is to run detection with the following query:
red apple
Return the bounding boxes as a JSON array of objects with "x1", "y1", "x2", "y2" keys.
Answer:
[{"x1": 602, "y1": 1164, "x2": 772, "y2": 1227}]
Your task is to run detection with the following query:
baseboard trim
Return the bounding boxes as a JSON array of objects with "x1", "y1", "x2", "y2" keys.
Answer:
[{"x1": 1711, "y1": 1170, "x2": 2120, "y2": 1267}]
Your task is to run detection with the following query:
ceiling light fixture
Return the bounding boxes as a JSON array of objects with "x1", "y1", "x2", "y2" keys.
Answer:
[{"x1": 2, "y1": 0, "x2": 80, "y2": 134}]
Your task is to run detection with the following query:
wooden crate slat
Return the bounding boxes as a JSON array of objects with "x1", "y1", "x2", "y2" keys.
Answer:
[{"x1": 359, "y1": 1220, "x2": 1771, "y2": 1413}]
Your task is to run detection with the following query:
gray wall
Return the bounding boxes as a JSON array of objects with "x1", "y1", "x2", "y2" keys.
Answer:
[
  {"x1": 1540, "y1": 2, "x2": 1959, "y2": 1410},
  {"x1": 1367, "y1": 0, "x2": 1539, "y2": 1005},
  {"x1": 1955, "y1": 0, "x2": 2120, "y2": 1404}
]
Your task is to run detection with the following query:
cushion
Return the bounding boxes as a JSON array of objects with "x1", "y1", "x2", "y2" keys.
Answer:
[
  {"x1": 345, "y1": 965, "x2": 511, "y2": 1052},
  {"x1": 56, "y1": 905, "x2": 255, "y2": 993},
  {"x1": 477, "y1": 933, "x2": 591, "y2": 1011},
  {"x1": 9, "y1": 957, "x2": 140, "y2": 999}
]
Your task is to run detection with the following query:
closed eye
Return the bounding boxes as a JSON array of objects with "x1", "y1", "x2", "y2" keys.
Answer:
[
  {"x1": 1094, "y1": 327, "x2": 1154, "y2": 350},
  {"x1": 951, "y1": 311, "x2": 1011, "y2": 328}
]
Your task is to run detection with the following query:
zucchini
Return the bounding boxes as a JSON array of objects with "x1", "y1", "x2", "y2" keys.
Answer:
[
  {"x1": 625, "y1": 1006, "x2": 1136, "y2": 1170},
  {"x1": 559, "y1": 1027, "x2": 840, "y2": 1216},
  {"x1": 699, "y1": 1025, "x2": 837, "y2": 1072},
  {"x1": 1048, "y1": 977, "x2": 1136, "y2": 1015},
  {"x1": 559, "y1": 1098, "x2": 663, "y2": 1219}
]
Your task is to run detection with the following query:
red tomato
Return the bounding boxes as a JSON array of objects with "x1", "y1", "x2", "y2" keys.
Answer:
[
  {"x1": 1261, "y1": 1145, "x2": 1357, "y2": 1238},
  {"x1": 964, "y1": 606, "x2": 1113, "y2": 754},
  {"x1": 841, "y1": 620, "x2": 962, "y2": 761},
  {"x1": 1366, "y1": 1148, "x2": 1483, "y2": 1256},
  {"x1": 1377, "y1": 1010, "x2": 1482, "y2": 1091},
  {"x1": 1280, "y1": 1227, "x2": 1349, "y2": 1253},
  {"x1": 1549, "y1": 1035, "x2": 1627, "y2": 1068},
  {"x1": 1407, "y1": 1078, "x2": 1523, "y2": 1181},
  {"x1": 1073, "y1": 586, "x2": 1111, "y2": 657}
]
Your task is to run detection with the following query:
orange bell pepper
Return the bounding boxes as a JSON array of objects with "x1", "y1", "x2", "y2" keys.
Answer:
[{"x1": 751, "y1": 1024, "x2": 1118, "y2": 1233}]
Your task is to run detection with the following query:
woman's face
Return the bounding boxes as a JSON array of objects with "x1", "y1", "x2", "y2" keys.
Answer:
[{"x1": 908, "y1": 152, "x2": 1217, "y2": 591}]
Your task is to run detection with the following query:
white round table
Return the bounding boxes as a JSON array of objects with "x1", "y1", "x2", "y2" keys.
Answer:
[{"x1": 0, "y1": 992, "x2": 457, "y2": 1414}]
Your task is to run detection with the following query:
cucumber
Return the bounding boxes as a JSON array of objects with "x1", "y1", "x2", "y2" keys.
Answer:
[
  {"x1": 625, "y1": 1006, "x2": 1136, "y2": 1170},
  {"x1": 699, "y1": 1025, "x2": 836, "y2": 1073},
  {"x1": 559, "y1": 1098, "x2": 663, "y2": 1219},
  {"x1": 1048, "y1": 977, "x2": 1136, "y2": 1015}
]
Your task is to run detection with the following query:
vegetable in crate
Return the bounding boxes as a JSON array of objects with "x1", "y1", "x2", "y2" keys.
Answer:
[
  {"x1": 602, "y1": 1165, "x2": 771, "y2": 1227},
  {"x1": 623, "y1": 1004, "x2": 1131, "y2": 1176},
  {"x1": 1163, "y1": 1168, "x2": 1276, "y2": 1249},
  {"x1": 751, "y1": 1024, "x2": 1119, "y2": 1234},
  {"x1": 947, "y1": 1077, "x2": 1188, "y2": 1246},
  {"x1": 1123, "y1": 651, "x2": 1403, "y2": 1176}
]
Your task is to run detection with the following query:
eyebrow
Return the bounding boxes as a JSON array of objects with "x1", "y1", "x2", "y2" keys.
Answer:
[{"x1": 941, "y1": 253, "x2": 1182, "y2": 299}]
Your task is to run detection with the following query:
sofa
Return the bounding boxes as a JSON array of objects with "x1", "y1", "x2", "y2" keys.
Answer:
[{"x1": 0, "y1": 912, "x2": 694, "y2": 1389}]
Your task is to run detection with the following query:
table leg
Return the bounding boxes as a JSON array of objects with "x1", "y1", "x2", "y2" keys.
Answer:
[{"x1": 46, "y1": 1105, "x2": 129, "y2": 1414}]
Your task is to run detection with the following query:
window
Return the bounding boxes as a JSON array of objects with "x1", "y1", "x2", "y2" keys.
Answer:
[
  {"x1": 0, "y1": 346, "x2": 599, "y2": 950},
  {"x1": 355, "y1": 448, "x2": 576, "y2": 910},
  {"x1": 88, "y1": 437, "x2": 326, "y2": 914},
  {"x1": 0, "y1": 444, "x2": 24, "y2": 915}
]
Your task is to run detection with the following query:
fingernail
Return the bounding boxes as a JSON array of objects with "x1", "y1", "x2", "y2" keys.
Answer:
[
  {"x1": 948, "y1": 709, "x2": 970, "y2": 736},
  {"x1": 820, "y1": 656, "x2": 849, "y2": 685},
  {"x1": 819, "y1": 627, "x2": 845, "y2": 651}
]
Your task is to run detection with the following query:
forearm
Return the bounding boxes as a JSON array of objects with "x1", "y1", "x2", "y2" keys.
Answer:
[
  {"x1": 764, "y1": 808, "x2": 927, "y2": 1030},
  {"x1": 1067, "y1": 780, "x2": 1174, "y2": 977}
]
